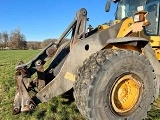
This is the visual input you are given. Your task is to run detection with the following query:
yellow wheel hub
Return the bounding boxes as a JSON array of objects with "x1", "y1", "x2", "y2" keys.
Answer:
[{"x1": 111, "y1": 74, "x2": 142, "y2": 115}]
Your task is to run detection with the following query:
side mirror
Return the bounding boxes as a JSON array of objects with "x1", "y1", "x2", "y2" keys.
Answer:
[
  {"x1": 105, "y1": 1, "x2": 111, "y2": 12},
  {"x1": 105, "y1": 0, "x2": 120, "y2": 12}
]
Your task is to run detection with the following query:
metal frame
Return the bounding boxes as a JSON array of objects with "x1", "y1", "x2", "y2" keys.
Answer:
[{"x1": 13, "y1": 8, "x2": 87, "y2": 115}]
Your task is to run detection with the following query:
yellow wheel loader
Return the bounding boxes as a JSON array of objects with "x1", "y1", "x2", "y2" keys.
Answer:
[{"x1": 13, "y1": 0, "x2": 160, "y2": 119}]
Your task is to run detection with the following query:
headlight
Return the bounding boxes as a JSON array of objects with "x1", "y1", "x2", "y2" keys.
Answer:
[
  {"x1": 133, "y1": 11, "x2": 150, "y2": 26},
  {"x1": 133, "y1": 11, "x2": 147, "y2": 23},
  {"x1": 134, "y1": 14, "x2": 140, "y2": 22}
]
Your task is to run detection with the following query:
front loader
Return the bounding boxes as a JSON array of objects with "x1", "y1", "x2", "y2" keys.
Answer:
[{"x1": 13, "y1": 0, "x2": 160, "y2": 119}]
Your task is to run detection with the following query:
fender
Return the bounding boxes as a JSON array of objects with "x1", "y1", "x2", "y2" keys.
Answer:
[
  {"x1": 142, "y1": 43, "x2": 160, "y2": 98},
  {"x1": 107, "y1": 37, "x2": 148, "y2": 47}
]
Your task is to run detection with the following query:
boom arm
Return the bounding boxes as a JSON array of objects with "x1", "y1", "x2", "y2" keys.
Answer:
[{"x1": 13, "y1": 8, "x2": 87, "y2": 115}]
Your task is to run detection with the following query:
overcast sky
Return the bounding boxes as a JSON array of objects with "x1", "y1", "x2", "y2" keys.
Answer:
[{"x1": 0, "y1": 0, "x2": 117, "y2": 41}]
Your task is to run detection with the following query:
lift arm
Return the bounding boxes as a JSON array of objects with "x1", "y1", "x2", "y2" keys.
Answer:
[{"x1": 13, "y1": 8, "x2": 87, "y2": 115}]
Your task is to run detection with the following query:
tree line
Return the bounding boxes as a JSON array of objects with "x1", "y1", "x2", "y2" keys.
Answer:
[
  {"x1": 0, "y1": 28, "x2": 26, "y2": 49},
  {"x1": 27, "y1": 38, "x2": 57, "y2": 50},
  {"x1": 0, "y1": 28, "x2": 59, "y2": 50}
]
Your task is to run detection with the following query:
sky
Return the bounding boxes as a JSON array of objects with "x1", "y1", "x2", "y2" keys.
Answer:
[{"x1": 0, "y1": 0, "x2": 117, "y2": 41}]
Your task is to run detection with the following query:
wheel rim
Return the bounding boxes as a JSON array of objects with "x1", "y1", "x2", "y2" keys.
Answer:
[{"x1": 111, "y1": 74, "x2": 142, "y2": 115}]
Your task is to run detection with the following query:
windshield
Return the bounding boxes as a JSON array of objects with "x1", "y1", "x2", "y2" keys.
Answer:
[
  {"x1": 144, "y1": 0, "x2": 160, "y2": 35},
  {"x1": 115, "y1": 0, "x2": 147, "y2": 20}
]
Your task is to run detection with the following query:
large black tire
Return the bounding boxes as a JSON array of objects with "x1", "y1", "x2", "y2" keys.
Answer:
[{"x1": 73, "y1": 49, "x2": 157, "y2": 120}]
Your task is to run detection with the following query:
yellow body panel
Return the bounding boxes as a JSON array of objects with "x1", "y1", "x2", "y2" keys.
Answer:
[
  {"x1": 98, "y1": 17, "x2": 160, "y2": 60},
  {"x1": 148, "y1": 36, "x2": 160, "y2": 47},
  {"x1": 117, "y1": 18, "x2": 134, "y2": 38},
  {"x1": 98, "y1": 25, "x2": 109, "y2": 31},
  {"x1": 139, "y1": 32, "x2": 160, "y2": 60}
]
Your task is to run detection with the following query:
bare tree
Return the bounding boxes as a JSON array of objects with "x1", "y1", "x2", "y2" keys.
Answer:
[
  {"x1": 0, "y1": 33, "x2": 3, "y2": 48},
  {"x1": 8, "y1": 28, "x2": 27, "y2": 49},
  {"x1": 2, "y1": 31, "x2": 9, "y2": 48},
  {"x1": 0, "y1": 32, "x2": 2, "y2": 43},
  {"x1": 0, "y1": 32, "x2": 9, "y2": 48}
]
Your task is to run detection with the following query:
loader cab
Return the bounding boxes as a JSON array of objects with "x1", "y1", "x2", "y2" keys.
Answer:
[
  {"x1": 114, "y1": 0, "x2": 160, "y2": 36},
  {"x1": 115, "y1": 0, "x2": 146, "y2": 20},
  {"x1": 144, "y1": 0, "x2": 160, "y2": 36}
]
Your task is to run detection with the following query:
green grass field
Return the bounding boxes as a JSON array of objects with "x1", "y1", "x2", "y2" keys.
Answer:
[
  {"x1": 0, "y1": 50, "x2": 160, "y2": 120},
  {"x1": 0, "y1": 50, "x2": 84, "y2": 120}
]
